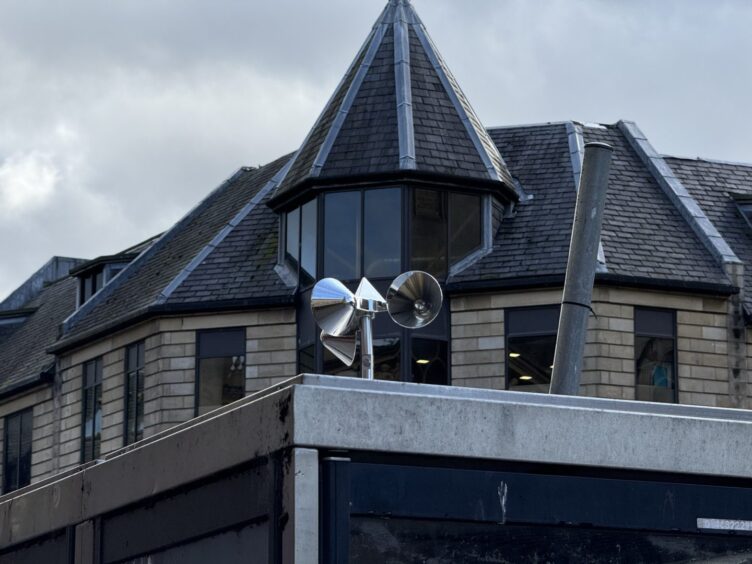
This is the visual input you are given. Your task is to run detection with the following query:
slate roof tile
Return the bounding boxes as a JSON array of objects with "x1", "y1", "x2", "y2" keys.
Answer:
[{"x1": 0, "y1": 277, "x2": 77, "y2": 394}]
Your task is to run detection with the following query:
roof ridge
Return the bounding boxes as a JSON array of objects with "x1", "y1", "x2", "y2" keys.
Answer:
[
  {"x1": 618, "y1": 120, "x2": 741, "y2": 272},
  {"x1": 663, "y1": 154, "x2": 752, "y2": 170},
  {"x1": 487, "y1": 121, "x2": 572, "y2": 131},
  {"x1": 310, "y1": 22, "x2": 390, "y2": 177},
  {"x1": 60, "y1": 166, "x2": 252, "y2": 334},
  {"x1": 410, "y1": 12, "x2": 514, "y2": 188},
  {"x1": 155, "y1": 158, "x2": 295, "y2": 304}
]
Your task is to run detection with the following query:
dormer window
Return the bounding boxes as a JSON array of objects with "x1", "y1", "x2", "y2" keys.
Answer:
[
  {"x1": 75, "y1": 262, "x2": 131, "y2": 308},
  {"x1": 734, "y1": 197, "x2": 752, "y2": 228}
]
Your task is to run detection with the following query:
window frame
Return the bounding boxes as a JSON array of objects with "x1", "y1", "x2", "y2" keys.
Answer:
[
  {"x1": 194, "y1": 327, "x2": 247, "y2": 417},
  {"x1": 3, "y1": 407, "x2": 33, "y2": 494},
  {"x1": 504, "y1": 305, "x2": 560, "y2": 392},
  {"x1": 282, "y1": 186, "x2": 488, "y2": 289},
  {"x1": 81, "y1": 357, "x2": 103, "y2": 464},
  {"x1": 123, "y1": 340, "x2": 146, "y2": 446},
  {"x1": 634, "y1": 307, "x2": 678, "y2": 404}
]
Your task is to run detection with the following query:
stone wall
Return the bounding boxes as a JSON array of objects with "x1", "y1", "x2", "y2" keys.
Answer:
[
  {"x1": 53, "y1": 308, "x2": 296, "y2": 476},
  {"x1": 451, "y1": 286, "x2": 742, "y2": 409}
]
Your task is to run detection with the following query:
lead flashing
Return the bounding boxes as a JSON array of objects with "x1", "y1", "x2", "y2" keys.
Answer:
[
  {"x1": 310, "y1": 25, "x2": 389, "y2": 177},
  {"x1": 156, "y1": 158, "x2": 295, "y2": 304},
  {"x1": 394, "y1": 3, "x2": 416, "y2": 170},
  {"x1": 618, "y1": 120, "x2": 742, "y2": 268},
  {"x1": 411, "y1": 20, "x2": 514, "y2": 189}
]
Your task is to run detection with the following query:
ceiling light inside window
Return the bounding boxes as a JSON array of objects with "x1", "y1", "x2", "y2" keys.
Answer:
[
  {"x1": 509, "y1": 352, "x2": 521, "y2": 358},
  {"x1": 416, "y1": 359, "x2": 431, "y2": 365},
  {"x1": 519, "y1": 375, "x2": 533, "y2": 381}
]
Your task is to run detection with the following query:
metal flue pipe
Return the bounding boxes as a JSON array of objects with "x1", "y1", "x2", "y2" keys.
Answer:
[{"x1": 549, "y1": 142, "x2": 613, "y2": 396}]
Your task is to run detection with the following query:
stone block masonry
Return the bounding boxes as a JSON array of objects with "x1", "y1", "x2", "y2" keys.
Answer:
[{"x1": 451, "y1": 286, "x2": 747, "y2": 409}]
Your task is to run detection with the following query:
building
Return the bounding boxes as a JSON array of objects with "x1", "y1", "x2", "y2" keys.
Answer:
[{"x1": 1, "y1": 0, "x2": 752, "y2": 558}]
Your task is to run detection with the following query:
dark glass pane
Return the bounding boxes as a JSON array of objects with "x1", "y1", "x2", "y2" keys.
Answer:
[
  {"x1": 94, "y1": 270, "x2": 104, "y2": 293},
  {"x1": 198, "y1": 356, "x2": 245, "y2": 415},
  {"x1": 125, "y1": 342, "x2": 146, "y2": 444},
  {"x1": 301, "y1": 199, "x2": 317, "y2": 281},
  {"x1": 324, "y1": 191, "x2": 362, "y2": 280},
  {"x1": 4, "y1": 412, "x2": 20, "y2": 492},
  {"x1": 636, "y1": 335, "x2": 675, "y2": 403},
  {"x1": 299, "y1": 345, "x2": 316, "y2": 374},
  {"x1": 19, "y1": 410, "x2": 32, "y2": 488},
  {"x1": 285, "y1": 207, "x2": 300, "y2": 262},
  {"x1": 411, "y1": 338, "x2": 448, "y2": 385},
  {"x1": 411, "y1": 189, "x2": 447, "y2": 278},
  {"x1": 508, "y1": 334, "x2": 556, "y2": 393},
  {"x1": 374, "y1": 337, "x2": 400, "y2": 382},
  {"x1": 364, "y1": 188, "x2": 401, "y2": 278},
  {"x1": 635, "y1": 308, "x2": 674, "y2": 338},
  {"x1": 198, "y1": 329, "x2": 245, "y2": 359},
  {"x1": 449, "y1": 193, "x2": 482, "y2": 265},
  {"x1": 507, "y1": 307, "x2": 560, "y2": 337},
  {"x1": 351, "y1": 517, "x2": 752, "y2": 564}
]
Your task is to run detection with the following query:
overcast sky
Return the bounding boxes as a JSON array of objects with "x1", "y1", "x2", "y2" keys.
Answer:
[{"x1": 1, "y1": 0, "x2": 750, "y2": 299}]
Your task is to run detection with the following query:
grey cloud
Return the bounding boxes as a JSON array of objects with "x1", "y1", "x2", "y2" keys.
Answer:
[{"x1": 1, "y1": 0, "x2": 751, "y2": 298}]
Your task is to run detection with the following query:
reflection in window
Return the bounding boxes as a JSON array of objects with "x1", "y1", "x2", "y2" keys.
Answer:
[
  {"x1": 300, "y1": 199, "x2": 317, "y2": 282},
  {"x1": 124, "y1": 341, "x2": 146, "y2": 445},
  {"x1": 285, "y1": 207, "x2": 300, "y2": 264},
  {"x1": 82, "y1": 358, "x2": 103, "y2": 462},
  {"x1": 374, "y1": 337, "x2": 401, "y2": 381},
  {"x1": 449, "y1": 193, "x2": 482, "y2": 264},
  {"x1": 324, "y1": 192, "x2": 362, "y2": 280},
  {"x1": 412, "y1": 189, "x2": 448, "y2": 278},
  {"x1": 364, "y1": 189, "x2": 401, "y2": 278},
  {"x1": 506, "y1": 307, "x2": 559, "y2": 393},
  {"x1": 411, "y1": 338, "x2": 448, "y2": 385},
  {"x1": 3, "y1": 408, "x2": 32, "y2": 493},
  {"x1": 197, "y1": 329, "x2": 246, "y2": 416},
  {"x1": 635, "y1": 308, "x2": 676, "y2": 403}
]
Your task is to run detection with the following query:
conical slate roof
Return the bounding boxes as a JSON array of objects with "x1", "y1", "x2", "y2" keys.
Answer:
[{"x1": 272, "y1": 0, "x2": 516, "y2": 203}]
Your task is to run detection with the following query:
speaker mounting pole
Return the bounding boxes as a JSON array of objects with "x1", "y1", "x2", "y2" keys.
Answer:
[{"x1": 360, "y1": 314, "x2": 375, "y2": 380}]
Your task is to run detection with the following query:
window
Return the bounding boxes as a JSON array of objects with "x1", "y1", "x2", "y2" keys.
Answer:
[
  {"x1": 506, "y1": 306, "x2": 560, "y2": 393},
  {"x1": 635, "y1": 308, "x2": 676, "y2": 403},
  {"x1": 3, "y1": 408, "x2": 32, "y2": 493},
  {"x1": 297, "y1": 281, "x2": 450, "y2": 385},
  {"x1": 196, "y1": 329, "x2": 246, "y2": 416},
  {"x1": 124, "y1": 341, "x2": 145, "y2": 445},
  {"x1": 79, "y1": 267, "x2": 105, "y2": 305},
  {"x1": 82, "y1": 358, "x2": 103, "y2": 462},
  {"x1": 285, "y1": 187, "x2": 484, "y2": 287},
  {"x1": 734, "y1": 198, "x2": 752, "y2": 229},
  {"x1": 411, "y1": 189, "x2": 484, "y2": 278}
]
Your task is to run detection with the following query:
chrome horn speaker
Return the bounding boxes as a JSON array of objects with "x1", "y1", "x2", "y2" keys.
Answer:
[{"x1": 311, "y1": 271, "x2": 443, "y2": 380}]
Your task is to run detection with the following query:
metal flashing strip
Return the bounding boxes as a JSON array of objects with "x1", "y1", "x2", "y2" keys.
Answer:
[
  {"x1": 411, "y1": 18, "x2": 511, "y2": 186},
  {"x1": 448, "y1": 195, "x2": 495, "y2": 278},
  {"x1": 567, "y1": 122, "x2": 608, "y2": 272},
  {"x1": 618, "y1": 120, "x2": 741, "y2": 268},
  {"x1": 60, "y1": 166, "x2": 250, "y2": 333},
  {"x1": 156, "y1": 158, "x2": 296, "y2": 304},
  {"x1": 394, "y1": 3, "x2": 416, "y2": 170},
  {"x1": 310, "y1": 24, "x2": 389, "y2": 177}
]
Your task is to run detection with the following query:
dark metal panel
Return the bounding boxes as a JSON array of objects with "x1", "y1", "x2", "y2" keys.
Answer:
[
  {"x1": 321, "y1": 458, "x2": 350, "y2": 564},
  {"x1": 0, "y1": 529, "x2": 72, "y2": 564},
  {"x1": 101, "y1": 462, "x2": 272, "y2": 563},
  {"x1": 350, "y1": 463, "x2": 752, "y2": 534}
]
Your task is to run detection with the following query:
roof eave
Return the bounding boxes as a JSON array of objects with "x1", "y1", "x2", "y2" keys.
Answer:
[
  {"x1": 268, "y1": 169, "x2": 518, "y2": 212},
  {"x1": 49, "y1": 296, "x2": 296, "y2": 355}
]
